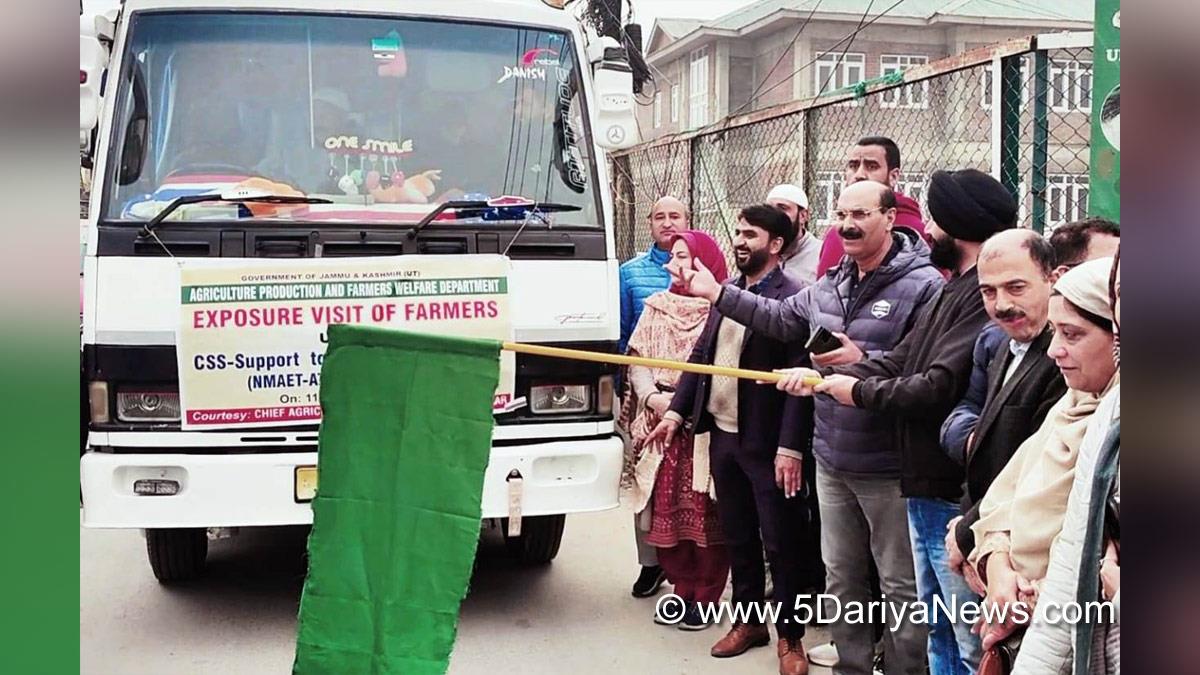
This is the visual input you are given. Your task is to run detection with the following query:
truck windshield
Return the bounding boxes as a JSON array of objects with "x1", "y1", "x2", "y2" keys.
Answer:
[{"x1": 103, "y1": 12, "x2": 599, "y2": 226}]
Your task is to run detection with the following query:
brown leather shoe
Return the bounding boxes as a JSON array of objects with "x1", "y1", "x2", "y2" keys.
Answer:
[
  {"x1": 710, "y1": 623, "x2": 770, "y2": 658},
  {"x1": 777, "y1": 637, "x2": 810, "y2": 675}
]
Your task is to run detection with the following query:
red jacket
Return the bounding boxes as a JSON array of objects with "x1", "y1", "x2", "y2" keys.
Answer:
[{"x1": 816, "y1": 192, "x2": 927, "y2": 277}]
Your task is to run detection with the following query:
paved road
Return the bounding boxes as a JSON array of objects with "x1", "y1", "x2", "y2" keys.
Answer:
[{"x1": 81, "y1": 505, "x2": 831, "y2": 674}]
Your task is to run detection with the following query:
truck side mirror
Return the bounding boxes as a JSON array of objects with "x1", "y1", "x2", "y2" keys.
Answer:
[
  {"x1": 80, "y1": 33, "x2": 106, "y2": 149},
  {"x1": 589, "y1": 38, "x2": 638, "y2": 151}
]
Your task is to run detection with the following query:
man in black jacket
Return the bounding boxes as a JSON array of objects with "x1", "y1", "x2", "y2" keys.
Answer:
[
  {"x1": 646, "y1": 206, "x2": 814, "y2": 673},
  {"x1": 940, "y1": 230, "x2": 1068, "y2": 587},
  {"x1": 783, "y1": 169, "x2": 1017, "y2": 675}
]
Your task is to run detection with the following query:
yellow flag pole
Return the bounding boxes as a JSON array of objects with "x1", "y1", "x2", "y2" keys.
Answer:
[{"x1": 501, "y1": 341, "x2": 822, "y2": 386}]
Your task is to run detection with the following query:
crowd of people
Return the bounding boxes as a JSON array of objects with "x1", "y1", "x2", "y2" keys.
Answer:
[{"x1": 616, "y1": 136, "x2": 1121, "y2": 675}]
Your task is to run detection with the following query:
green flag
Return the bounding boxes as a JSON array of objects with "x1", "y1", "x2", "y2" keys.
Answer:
[{"x1": 294, "y1": 324, "x2": 500, "y2": 675}]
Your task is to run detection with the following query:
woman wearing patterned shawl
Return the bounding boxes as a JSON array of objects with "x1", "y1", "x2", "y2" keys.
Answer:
[{"x1": 625, "y1": 230, "x2": 730, "y2": 630}]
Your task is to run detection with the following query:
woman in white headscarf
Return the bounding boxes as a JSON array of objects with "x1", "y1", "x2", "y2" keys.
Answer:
[
  {"x1": 1014, "y1": 252, "x2": 1121, "y2": 675},
  {"x1": 963, "y1": 257, "x2": 1120, "y2": 664}
]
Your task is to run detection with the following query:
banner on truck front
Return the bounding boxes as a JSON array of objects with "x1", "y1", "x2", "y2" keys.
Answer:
[{"x1": 176, "y1": 255, "x2": 514, "y2": 430}]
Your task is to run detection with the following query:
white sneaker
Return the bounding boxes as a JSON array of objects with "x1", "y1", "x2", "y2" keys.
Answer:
[{"x1": 807, "y1": 641, "x2": 839, "y2": 667}]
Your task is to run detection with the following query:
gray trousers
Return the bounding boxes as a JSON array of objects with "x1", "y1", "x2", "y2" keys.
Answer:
[{"x1": 816, "y1": 460, "x2": 927, "y2": 675}]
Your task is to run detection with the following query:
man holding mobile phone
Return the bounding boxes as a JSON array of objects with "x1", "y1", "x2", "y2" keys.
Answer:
[{"x1": 668, "y1": 180, "x2": 945, "y2": 675}]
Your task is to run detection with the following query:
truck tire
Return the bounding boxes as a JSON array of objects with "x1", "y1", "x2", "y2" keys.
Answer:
[
  {"x1": 146, "y1": 528, "x2": 207, "y2": 583},
  {"x1": 504, "y1": 514, "x2": 565, "y2": 565}
]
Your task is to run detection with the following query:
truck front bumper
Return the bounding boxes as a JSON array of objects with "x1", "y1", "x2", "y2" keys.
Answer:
[{"x1": 81, "y1": 431, "x2": 624, "y2": 528}]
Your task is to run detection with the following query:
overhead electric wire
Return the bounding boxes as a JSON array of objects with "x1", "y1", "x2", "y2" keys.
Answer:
[
  {"x1": 652, "y1": 0, "x2": 906, "y2": 148},
  {"x1": 600, "y1": 0, "x2": 904, "y2": 247},
  {"x1": 726, "y1": 0, "x2": 825, "y2": 120},
  {"x1": 686, "y1": 0, "x2": 891, "y2": 226},
  {"x1": 623, "y1": 0, "x2": 904, "y2": 216},
  {"x1": 723, "y1": 0, "x2": 891, "y2": 200}
]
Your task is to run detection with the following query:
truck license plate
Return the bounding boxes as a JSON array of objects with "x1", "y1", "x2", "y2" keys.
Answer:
[{"x1": 295, "y1": 466, "x2": 318, "y2": 502}]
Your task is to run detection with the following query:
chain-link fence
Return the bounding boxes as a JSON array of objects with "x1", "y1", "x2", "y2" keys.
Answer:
[{"x1": 612, "y1": 32, "x2": 1096, "y2": 264}]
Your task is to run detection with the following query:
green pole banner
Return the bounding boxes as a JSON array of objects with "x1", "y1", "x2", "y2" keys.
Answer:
[
  {"x1": 1089, "y1": 0, "x2": 1120, "y2": 221},
  {"x1": 293, "y1": 324, "x2": 500, "y2": 674}
]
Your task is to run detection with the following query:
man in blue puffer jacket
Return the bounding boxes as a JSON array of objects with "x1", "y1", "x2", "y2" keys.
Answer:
[
  {"x1": 619, "y1": 195, "x2": 688, "y2": 598},
  {"x1": 619, "y1": 196, "x2": 689, "y2": 353}
]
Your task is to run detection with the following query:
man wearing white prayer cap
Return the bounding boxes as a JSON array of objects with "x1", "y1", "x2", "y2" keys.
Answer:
[{"x1": 767, "y1": 184, "x2": 822, "y2": 283}]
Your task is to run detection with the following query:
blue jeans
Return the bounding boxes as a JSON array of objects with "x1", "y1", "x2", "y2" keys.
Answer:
[{"x1": 907, "y1": 497, "x2": 982, "y2": 675}]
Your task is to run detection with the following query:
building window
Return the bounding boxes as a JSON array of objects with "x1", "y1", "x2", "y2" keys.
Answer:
[
  {"x1": 670, "y1": 84, "x2": 680, "y2": 122},
  {"x1": 1049, "y1": 60, "x2": 1093, "y2": 113},
  {"x1": 689, "y1": 48, "x2": 710, "y2": 128},
  {"x1": 1075, "y1": 62, "x2": 1093, "y2": 112},
  {"x1": 879, "y1": 55, "x2": 929, "y2": 109},
  {"x1": 653, "y1": 92, "x2": 662, "y2": 128},
  {"x1": 1047, "y1": 174, "x2": 1089, "y2": 227},
  {"x1": 813, "y1": 171, "x2": 927, "y2": 231},
  {"x1": 980, "y1": 59, "x2": 1091, "y2": 112},
  {"x1": 981, "y1": 61, "x2": 1030, "y2": 109},
  {"x1": 810, "y1": 170, "x2": 844, "y2": 231},
  {"x1": 815, "y1": 52, "x2": 865, "y2": 106}
]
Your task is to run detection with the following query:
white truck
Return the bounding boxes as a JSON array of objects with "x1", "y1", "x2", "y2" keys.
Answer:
[{"x1": 80, "y1": 0, "x2": 642, "y2": 581}]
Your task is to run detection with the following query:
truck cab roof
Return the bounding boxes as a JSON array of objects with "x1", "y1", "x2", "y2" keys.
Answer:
[{"x1": 116, "y1": 0, "x2": 578, "y2": 30}]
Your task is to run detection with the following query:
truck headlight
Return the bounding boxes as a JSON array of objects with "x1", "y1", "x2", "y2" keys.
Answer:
[
  {"x1": 529, "y1": 383, "x2": 591, "y2": 415},
  {"x1": 116, "y1": 388, "x2": 181, "y2": 422}
]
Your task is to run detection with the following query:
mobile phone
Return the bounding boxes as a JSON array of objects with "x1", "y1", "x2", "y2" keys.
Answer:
[{"x1": 805, "y1": 326, "x2": 843, "y2": 355}]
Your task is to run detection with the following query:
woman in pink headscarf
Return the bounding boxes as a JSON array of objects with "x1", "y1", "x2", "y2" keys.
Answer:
[{"x1": 625, "y1": 230, "x2": 731, "y2": 629}]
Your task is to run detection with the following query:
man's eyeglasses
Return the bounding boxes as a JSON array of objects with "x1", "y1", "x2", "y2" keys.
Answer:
[{"x1": 832, "y1": 207, "x2": 887, "y2": 221}]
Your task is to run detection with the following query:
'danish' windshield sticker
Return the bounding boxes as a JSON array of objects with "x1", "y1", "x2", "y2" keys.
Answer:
[{"x1": 497, "y1": 66, "x2": 546, "y2": 85}]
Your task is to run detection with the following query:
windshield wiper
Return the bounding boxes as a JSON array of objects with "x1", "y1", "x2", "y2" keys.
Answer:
[
  {"x1": 406, "y1": 198, "x2": 581, "y2": 240},
  {"x1": 140, "y1": 191, "x2": 332, "y2": 237}
]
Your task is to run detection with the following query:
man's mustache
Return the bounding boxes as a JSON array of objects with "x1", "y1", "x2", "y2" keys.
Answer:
[
  {"x1": 995, "y1": 308, "x2": 1026, "y2": 321},
  {"x1": 839, "y1": 227, "x2": 865, "y2": 240}
]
